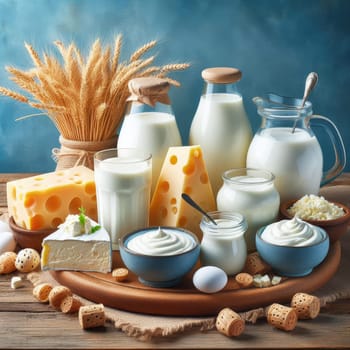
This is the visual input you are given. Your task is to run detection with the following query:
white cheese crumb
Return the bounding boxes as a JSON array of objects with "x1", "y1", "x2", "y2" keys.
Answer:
[
  {"x1": 253, "y1": 274, "x2": 282, "y2": 288},
  {"x1": 253, "y1": 274, "x2": 272, "y2": 288},
  {"x1": 261, "y1": 274, "x2": 271, "y2": 287},
  {"x1": 11, "y1": 276, "x2": 23, "y2": 289},
  {"x1": 271, "y1": 275, "x2": 282, "y2": 286},
  {"x1": 59, "y1": 214, "x2": 92, "y2": 236},
  {"x1": 287, "y1": 194, "x2": 344, "y2": 221}
]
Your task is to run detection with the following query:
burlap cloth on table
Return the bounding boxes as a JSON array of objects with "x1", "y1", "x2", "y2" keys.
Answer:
[{"x1": 24, "y1": 234, "x2": 350, "y2": 342}]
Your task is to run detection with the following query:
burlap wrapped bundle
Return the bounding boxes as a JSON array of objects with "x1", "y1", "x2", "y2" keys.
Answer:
[{"x1": 52, "y1": 135, "x2": 117, "y2": 170}]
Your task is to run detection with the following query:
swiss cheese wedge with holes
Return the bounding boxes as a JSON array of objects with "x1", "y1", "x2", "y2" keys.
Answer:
[
  {"x1": 149, "y1": 145, "x2": 216, "y2": 240},
  {"x1": 7, "y1": 166, "x2": 97, "y2": 230}
]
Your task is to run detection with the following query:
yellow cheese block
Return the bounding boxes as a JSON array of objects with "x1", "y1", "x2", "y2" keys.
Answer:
[
  {"x1": 150, "y1": 145, "x2": 216, "y2": 240},
  {"x1": 7, "y1": 166, "x2": 97, "y2": 230}
]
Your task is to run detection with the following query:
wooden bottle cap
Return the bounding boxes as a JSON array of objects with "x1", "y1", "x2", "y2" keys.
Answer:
[{"x1": 201, "y1": 67, "x2": 242, "y2": 84}]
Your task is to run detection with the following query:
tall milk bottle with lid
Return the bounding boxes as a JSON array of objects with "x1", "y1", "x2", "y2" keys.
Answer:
[
  {"x1": 189, "y1": 67, "x2": 252, "y2": 196},
  {"x1": 117, "y1": 77, "x2": 182, "y2": 194}
]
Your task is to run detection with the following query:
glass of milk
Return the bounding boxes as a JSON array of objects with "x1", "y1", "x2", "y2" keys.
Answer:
[
  {"x1": 247, "y1": 94, "x2": 346, "y2": 203},
  {"x1": 94, "y1": 148, "x2": 152, "y2": 250}
]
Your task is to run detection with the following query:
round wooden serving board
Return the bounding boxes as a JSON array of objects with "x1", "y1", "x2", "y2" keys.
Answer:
[{"x1": 51, "y1": 241, "x2": 341, "y2": 316}]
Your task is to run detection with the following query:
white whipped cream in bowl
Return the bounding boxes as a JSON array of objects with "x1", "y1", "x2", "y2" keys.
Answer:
[
  {"x1": 119, "y1": 226, "x2": 200, "y2": 288},
  {"x1": 127, "y1": 227, "x2": 196, "y2": 256},
  {"x1": 256, "y1": 217, "x2": 329, "y2": 277},
  {"x1": 260, "y1": 216, "x2": 325, "y2": 247}
]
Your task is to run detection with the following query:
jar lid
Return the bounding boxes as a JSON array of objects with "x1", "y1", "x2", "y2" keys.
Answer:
[
  {"x1": 201, "y1": 67, "x2": 242, "y2": 84},
  {"x1": 127, "y1": 77, "x2": 171, "y2": 107}
]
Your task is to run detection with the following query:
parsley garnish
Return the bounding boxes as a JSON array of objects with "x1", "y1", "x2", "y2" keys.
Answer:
[
  {"x1": 90, "y1": 225, "x2": 101, "y2": 234},
  {"x1": 78, "y1": 207, "x2": 86, "y2": 226},
  {"x1": 79, "y1": 207, "x2": 100, "y2": 234}
]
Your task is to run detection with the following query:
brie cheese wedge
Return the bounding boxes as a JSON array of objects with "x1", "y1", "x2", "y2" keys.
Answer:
[{"x1": 41, "y1": 219, "x2": 112, "y2": 273}]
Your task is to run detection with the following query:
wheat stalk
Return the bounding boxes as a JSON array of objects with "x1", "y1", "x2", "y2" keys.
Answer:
[
  {"x1": 159, "y1": 63, "x2": 190, "y2": 73},
  {"x1": 0, "y1": 36, "x2": 189, "y2": 141},
  {"x1": 129, "y1": 40, "x2": 157, "y2": 62},
  {"x1": 6, "y1": 66, "x2": 45, "y2": 101},
  {"x1": 24, "y1": 42, "x2": 43, "y2": 67},
  {"x1": 0, "y1": 87, "x2": 28, "y2": 103},
  {"x1": 111, "y1": 34, "x2": 122, "y2": 72}
]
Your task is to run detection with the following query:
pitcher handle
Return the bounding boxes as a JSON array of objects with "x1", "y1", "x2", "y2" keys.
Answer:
[{"x1": 309, "y1": 115, "x2": 346, "y2": 186}]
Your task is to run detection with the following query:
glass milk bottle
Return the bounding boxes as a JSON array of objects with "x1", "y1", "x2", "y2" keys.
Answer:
[
  {"x1": 189, "y1": 67, "x2": 252, "y2": 196},
  {"x1": 217, "y1": 168, "x2": 280, "y2": 252},
  {"x1": 117, "y1": 77, "x2": 182, "y2": 194},
  {"x1": 246, "y1": 94, "x2": 346, "y2": 203},
  {"x1": 200, "y1": 211, "x2": 247, "y2": 276}
]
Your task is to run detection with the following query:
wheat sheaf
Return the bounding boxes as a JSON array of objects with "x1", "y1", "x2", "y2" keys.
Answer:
[{"x1": 0, "y1": 37, "x2": 189, "y2": 141}]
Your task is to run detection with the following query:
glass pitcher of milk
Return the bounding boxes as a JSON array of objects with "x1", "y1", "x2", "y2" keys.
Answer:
[
  {"x1": 246, "y1": 94, "x2": 346, "y2": 202},
  {"x1": 189, "y1": 67, "x2": 252, "y2": 196},
  {"x1": 117, "y1": 77, "x2": 182, "y2": 194}
]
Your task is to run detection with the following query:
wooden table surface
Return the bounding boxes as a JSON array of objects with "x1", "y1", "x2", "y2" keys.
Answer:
[{"x1": 1, "y1": 173, "x2": 350, "y2": 349}]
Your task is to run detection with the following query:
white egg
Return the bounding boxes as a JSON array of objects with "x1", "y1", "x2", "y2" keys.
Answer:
[
  {"x1": 0, "y1": 231, "x2": 16, "y2": 254},
  {"x1": 192, "y1": 266, "x2": 228, "y2": 294},
  {"x1": 0, "y1": 220, "x2": 10, "y2": 233}
]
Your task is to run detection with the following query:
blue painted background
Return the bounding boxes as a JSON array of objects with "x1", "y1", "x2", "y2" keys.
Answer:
[{"x1": 0, "y1": 0, "x2": 349, "y2": 173}]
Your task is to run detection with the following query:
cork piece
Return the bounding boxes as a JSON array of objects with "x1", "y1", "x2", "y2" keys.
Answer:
[
  {"x1": 48, "y1": 286, "x2": 72, "y2": 309},
  {"x1": 291, "y1": 293, "x2": 320, "y2": 320},
  {"x1": 0, "y1": 252, "x2": 17, "y2": 274},
  {"x1": 267, "y1": 303, "x2": 298, "y2": 331},
  {"x1": 79, "y1": 304, "x2": 105, "y2": 329},
  {"x1": 215, "y1": 308, "x2": 245, "y2": 337},
  {"x1": 112, "y1": 268, "x2": 129, "y2": 282},
  {"x1": 60, "y1": 296, "x2": 82, "y2": 314},
  {"x1": 244, "y1": 252, "x2": 271, "y2": 275},
  {"x1": 201, "y1": 67, "x2": 242, "y2": 84},
  {"x1": 33, "y1": 283, "x2": 53, "y2": 303},
  {"x1": 235, "y1": 273, "x2": 253, "y2": 288},
  {"x1": 15, "y1": 248, "x2": 40, "y2": 273}
]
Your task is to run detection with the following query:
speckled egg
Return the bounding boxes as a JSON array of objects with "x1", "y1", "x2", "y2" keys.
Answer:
[
  {"x1": 192, "y1": 266, "x2": 228, "y2": 294},
  {"x1": 15, "y1": 248, "x2": 41, "y2": 273}
]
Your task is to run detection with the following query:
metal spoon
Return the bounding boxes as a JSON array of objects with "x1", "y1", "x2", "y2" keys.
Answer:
[
  {"x1": 292, "y1": 72, "x2": 319, "y2": 133},
  {"x1": 181, "y1": 193, "x2": 217, "y2": 226}
]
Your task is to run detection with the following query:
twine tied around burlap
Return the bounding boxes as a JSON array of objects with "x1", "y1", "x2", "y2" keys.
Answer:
[{"x1": 52, "y1": 135, "x2": 117, "y2": 170}]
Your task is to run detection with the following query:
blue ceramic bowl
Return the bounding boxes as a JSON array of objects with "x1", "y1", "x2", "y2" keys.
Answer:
[
  {"x1": 256, "y1": 226, "x2": 329, "y2": 277},
  {"x1": 119, "y1": 227, "x2": 200, "y2": 288}
]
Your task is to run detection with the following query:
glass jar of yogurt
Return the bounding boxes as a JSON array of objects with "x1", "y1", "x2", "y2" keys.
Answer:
[
  {"x1": 217, "y1": 168, "x2": 280, "y2": 252},
  {"x1": 200, "y1": 211, "x2": 247, "y2": 276}
]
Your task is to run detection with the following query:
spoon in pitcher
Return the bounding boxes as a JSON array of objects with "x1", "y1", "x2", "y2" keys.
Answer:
[
  {"x1": 292, "y1": 72, "x2": 319, "y2": 133},
  {"x1": 181, "y1": 193, "x2": 217, "y2": 226}
]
